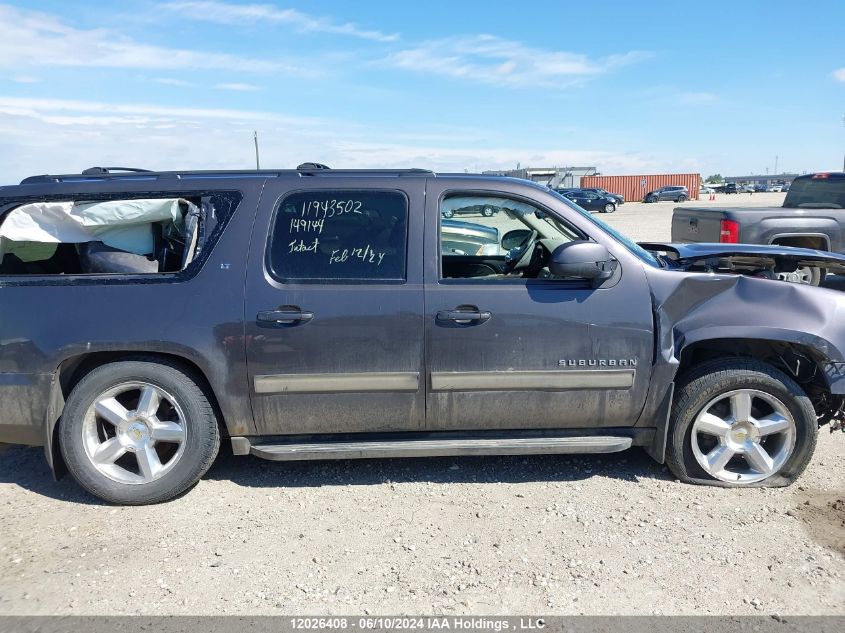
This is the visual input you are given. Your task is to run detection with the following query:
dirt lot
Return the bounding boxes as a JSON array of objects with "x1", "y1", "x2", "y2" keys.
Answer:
[{"x1": 0, "y1": 191, "x2": 842, "y2": 616}]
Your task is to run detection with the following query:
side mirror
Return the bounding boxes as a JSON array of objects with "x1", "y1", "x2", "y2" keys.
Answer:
[
  {"x1": 549, "y1": 241, "x2": 615, "y2": 286},
  {"x1": 501, "y1": 229, "x2": 531, "y2": 251}
]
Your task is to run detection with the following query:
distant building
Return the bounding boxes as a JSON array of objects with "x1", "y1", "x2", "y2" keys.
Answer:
[
  {"x1": 724, "y1": 173, "x2": 800, "y2": 187},
  {"x1": 482, "y1": 166, "x2": 598, "y2": 189}
]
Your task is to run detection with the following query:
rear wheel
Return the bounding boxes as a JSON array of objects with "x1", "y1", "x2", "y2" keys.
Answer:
[
  {"x1": 676, "y1": 195, "x2": 688, "y2": 203},
  {"x1": 666, "y1": 359, "x2": 817, "y2": 487},
  {"x1": 442, "y1": 209, "x2": 454, "y2": 219},
  {"x1": 59, "y1": 360, "x2": 220, "y2": 504}
]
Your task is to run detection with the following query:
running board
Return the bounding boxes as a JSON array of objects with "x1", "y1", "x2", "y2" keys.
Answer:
[{"x1": 235, "y1": 435, "x2": 633, "y2": 461}]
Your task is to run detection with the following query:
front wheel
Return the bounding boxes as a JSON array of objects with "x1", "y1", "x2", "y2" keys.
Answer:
[
  {"x1": 59, "y1": 359, "x2": 220, "y2": 504},
  {"x1": 646, "y1": 196, "x2": 658, "y2": 203},
  {"x1": 603, "y1": 202, "x2": 616, "y2": 213},
  {"x1": 481, "y1": 207, "x2": 495, "y2": 217},
  {"x1": 666, "y1": 359, "x2": 817, "y2": 487},
  {"x1": 442, "y1": 209, "x2": 454, "y2": 219},
  {"x1": 776, "y1": 266, "x2": 823, "y2": 286}
]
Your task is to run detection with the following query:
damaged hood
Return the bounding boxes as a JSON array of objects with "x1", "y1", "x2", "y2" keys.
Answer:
[{"x1": 639, "y1": 242, "x2": 845, "y2": 275}]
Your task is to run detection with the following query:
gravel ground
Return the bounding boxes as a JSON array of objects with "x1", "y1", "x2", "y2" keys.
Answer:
[{"x1": 0, "y1": 191, "x2": 842, "y2": 616}]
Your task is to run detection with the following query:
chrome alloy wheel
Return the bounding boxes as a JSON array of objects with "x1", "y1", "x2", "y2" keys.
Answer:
[
  {"x1": 691, "y1": 389, "x2": 796, "y2": 483},
  {"x1": 82, "y1": 382, "x2": 187, "y2": 484},
  {"x1": 777, "y1": 266, "x2": 814, "y2": 284}
]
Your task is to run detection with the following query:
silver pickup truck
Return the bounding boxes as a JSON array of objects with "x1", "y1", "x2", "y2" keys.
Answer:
[{"x1": 671, "y1": 172, "x2": 845, "y2": 285}]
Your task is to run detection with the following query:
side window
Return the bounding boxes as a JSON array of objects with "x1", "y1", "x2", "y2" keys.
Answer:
[
  {"x1": 0, "y1": 195, "x2": 220, "y2": 276},
  {"x1": 439, "y1": 193, "x2": 582, "y2": 282},
  {"x1": 268, "y1": 190, "x2": 408, "y2": 282}
]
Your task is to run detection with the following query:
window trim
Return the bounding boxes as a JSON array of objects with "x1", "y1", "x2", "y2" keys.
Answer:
[
  {"x1": 0, "y1": 190, "x2": 241, "y2": 286},
  {"x1": 436, "y1": 189, "x2": 594, "y2": 287},
  {"x1": 265, "y1": 188, "x2": 410, "y2": 286}
]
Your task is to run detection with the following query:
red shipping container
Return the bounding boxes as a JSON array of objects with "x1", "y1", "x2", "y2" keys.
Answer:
[{"x1": 581, "y1": 174, "x2": 701, "y2": 202}]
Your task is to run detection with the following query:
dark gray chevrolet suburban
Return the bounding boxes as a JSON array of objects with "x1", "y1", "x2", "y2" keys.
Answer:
[{"x1": 1, "y1": 165, "x2": 844, "y2": 504}]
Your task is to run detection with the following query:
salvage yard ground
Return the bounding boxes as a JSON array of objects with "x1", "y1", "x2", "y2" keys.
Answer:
[{"x1": 0, "y1": 191, "x2": 842, "y2": 616}]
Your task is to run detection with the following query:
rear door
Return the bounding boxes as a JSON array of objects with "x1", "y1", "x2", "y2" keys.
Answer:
[{"x1": 244, "y1": 177, "x2": 426, "y2": 435}]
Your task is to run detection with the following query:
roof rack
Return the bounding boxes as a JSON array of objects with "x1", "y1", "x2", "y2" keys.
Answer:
[
  {"x1": 81, "y1": 167, "x2": 153, "y2": 175},
  {"x1": 19, "y1": 166, "x2": 435, "y2": 185}
]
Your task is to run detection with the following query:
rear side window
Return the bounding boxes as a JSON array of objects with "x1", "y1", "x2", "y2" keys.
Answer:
[
  {"x1": 0, "y1": 193, "x2": 234, "y2": 276},
  {"x1": 268, "y1": 190, "x2": 408, "y2": 282}
]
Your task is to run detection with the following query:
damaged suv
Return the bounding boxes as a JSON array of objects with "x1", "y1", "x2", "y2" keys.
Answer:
[{"x1": 1, "y1": 165, "x2": 843, "y2": 505}]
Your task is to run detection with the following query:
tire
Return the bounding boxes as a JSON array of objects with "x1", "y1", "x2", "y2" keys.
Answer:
[
  {"x1": 603, "y1": 203, "x2": 616, "y2": 213},
  {"x1": 442, "y1": 209, "x2": 454, "y2": 219},
  {"x1": 481, "y1": 207, "x2": 495, "y2": 217},
  {"x1": 646, "y1": 196, "x2": 658, "y2": 203},
  {"x1": 59, "y1": 359, "x2": 220, "y2": 505},
  {"x1": 676, "y1": 195, "x2": 687, "y2": 203},
  {"x1": 666, "y1": 358, "x2": 817, "y2": 488},
  {"x1": 776, "y1": 266, "x2": 823, "y2": 286}
]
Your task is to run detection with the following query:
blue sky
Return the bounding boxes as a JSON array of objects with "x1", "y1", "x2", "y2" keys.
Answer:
[{"x1": 0, "y1": 0, "x2": 843, "y2": 183}]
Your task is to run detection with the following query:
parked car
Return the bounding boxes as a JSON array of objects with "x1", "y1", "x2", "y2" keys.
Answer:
[
  {"x1": 441, "y1": 202, "x2": 498, "y2": 218},
  {"x1": 700, "y1": 186, "x2": 715, "y2": 195},
  {"x1": 671, "y1": 171, "x2": 845, "y2": 285},
  {"x1": 742, "y1": 184, "x2": 756, "y2": 193},
  {"x1": 643, "y1": 186, "x2": 689, "y2": 203},
  {"x1": 558, "y1": 189, "x2": 618, "y2": 213},
  {"x1": 770, "y1": 184, "x2": 784, "y2": 193},
  {"x1": 724, "y1": 183, "x2": 739, "y2": 194},
  {"x1": 754, "y1": 184, "x2": 769, "y2": 192},
  {"x1": 582, "y1": 188, "x2": 624, "y2": 205},
  {"x1": 1, "y1": 165, "x2": 844, "y2": 504}
]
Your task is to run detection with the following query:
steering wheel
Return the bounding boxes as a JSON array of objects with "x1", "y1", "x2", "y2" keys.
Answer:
[{"x1": 503, "y1": 229, "x2": 538, "y2": 273}]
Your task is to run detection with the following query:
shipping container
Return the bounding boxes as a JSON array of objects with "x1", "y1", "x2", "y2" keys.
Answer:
[{"x1": 580, "y1": 174, "x2": 701, "y2": 202}]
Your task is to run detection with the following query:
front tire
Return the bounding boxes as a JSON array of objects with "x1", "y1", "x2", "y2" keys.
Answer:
[
  {"x1": 59, "y1": 359, "x2": 220, "y2": 505},
  {"x1": 481, "y1": 207, "x2": 495, "y2": 217},
  {"x1": 666, "y1": 359, "x2": 817, "y2": 487},
  {"x1": 442, "y1": 210, "x2": 454, "y2": 219},
  {"x1": 776, "y1": 266, "x2": 823, "y2": 286},
  {"x1": 603, "y1": 203, "x2": 616, "y2": 213}
]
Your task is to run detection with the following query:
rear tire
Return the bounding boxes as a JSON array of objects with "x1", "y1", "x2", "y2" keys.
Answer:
[
  {"x1": 676, "y1": 195, "x2": 687, "y2": 203},
  {"x1": 666, "y1": 359, "x2": 817, "y2": 487},
  {"x1": 59, "y1": 359, "x2": 220, "y2": 505},
  {"x1": 442, "y1": 210, "x2": 454, "y2": 219}
]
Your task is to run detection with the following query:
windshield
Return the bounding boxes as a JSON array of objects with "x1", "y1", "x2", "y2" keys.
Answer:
[
  {"x1": 549, "y1": 190, "x2": 661, "y2": 267},
  {"x1": 784, "y1": 176, "x2": 845, "y2": 209}
]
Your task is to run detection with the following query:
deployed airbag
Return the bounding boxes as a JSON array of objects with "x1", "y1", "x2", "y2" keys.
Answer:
[{"x1": 0, "y1": 198, "x2": 184, "y2": 257}]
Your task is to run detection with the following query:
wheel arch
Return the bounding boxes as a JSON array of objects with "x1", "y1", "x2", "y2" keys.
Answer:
[
  {"x1": 44, "y1": 351, "x2": 229, "y2": 480},
  {"x1": 769, "y1": 233, "x2": 830, "y2": 251},
  {"x1": 645, "y1": 334, "x2": 841, "y2": 466}
]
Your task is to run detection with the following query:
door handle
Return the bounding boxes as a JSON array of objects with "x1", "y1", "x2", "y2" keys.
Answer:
[
  {"x1": 436, "y1": 308, "x2": 492, "y2": 325},
  {"x1": 257, "y1": 309, "x2": 314, "y2": 324}
]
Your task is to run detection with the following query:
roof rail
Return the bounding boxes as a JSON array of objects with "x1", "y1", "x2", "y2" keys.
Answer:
[
  {"x1": 18, "y1": 166, "x2": 435, "y2": 185},
  {"x1": 81, "y1": 166, "x2": 153, "y2": 175}
]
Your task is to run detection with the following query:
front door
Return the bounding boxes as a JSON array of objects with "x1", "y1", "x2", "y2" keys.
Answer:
[
  {"x1": 424, "y1": 182, "x2": 655, "y2": 431},
  {"x1": 245, "y1": 178, "x2": 426, "y2": 435}
]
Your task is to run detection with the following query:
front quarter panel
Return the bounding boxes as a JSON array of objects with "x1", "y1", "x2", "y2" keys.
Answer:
[{"x1": 645, "y1": 268, "x2": 845, "y2": 391}]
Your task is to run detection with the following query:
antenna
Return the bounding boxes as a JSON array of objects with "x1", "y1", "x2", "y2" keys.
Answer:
[{"x1": 253, "y1": 131, "x2": 261, "y2": 170}]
